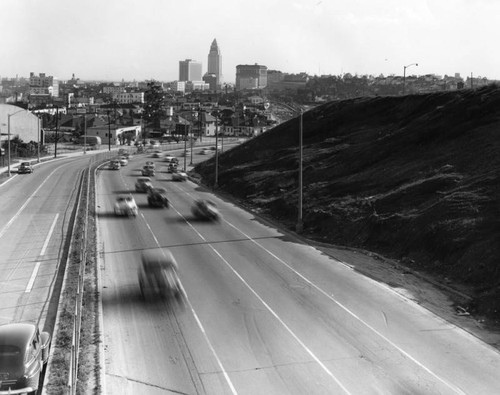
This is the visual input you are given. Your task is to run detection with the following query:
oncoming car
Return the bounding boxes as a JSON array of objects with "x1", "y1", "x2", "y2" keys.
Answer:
[
  {"x1": 18, "y1": 162, "x2": 34, "y2": 174},
  {"x1": 110, "y1": 160, "x2": 121, "y2": 170},
  {"x1": 138, "y1": 249, "x2": 185, "y2": 303},
  {"x1": 114, "y1": 195, "x2": 138, "y2": 217},
  {"x1": 0, "y1": 322, "x2": 51, "y2": 395},
  {"x1": 119, "y1": 156, "x2": 128, "y2": 166},
  {"x1": 191, "y1": 199, "x2": 220, "y2": 221},
  {"x1": 141, "y1": 165, "x2": 155, "y2": 177},
  {"x1": 135, "y1": 177, "x2": 153, "y2": 192}
]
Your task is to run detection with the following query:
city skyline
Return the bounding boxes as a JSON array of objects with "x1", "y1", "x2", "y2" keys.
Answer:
[{"x1": 2, "y1": 0, "x2": 500, "y2": 82}]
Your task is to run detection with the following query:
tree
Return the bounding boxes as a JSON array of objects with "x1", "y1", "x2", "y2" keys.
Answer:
[{"x1": 142, "y1": 80, "x2": 166, "y2": 138}]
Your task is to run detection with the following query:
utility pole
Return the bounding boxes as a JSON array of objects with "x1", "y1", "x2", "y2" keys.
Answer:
[
  {"x1": 54, "y1": 106, "x2": 59, "y2": 158},
  {"x1": 107, "y1": 111, "x2": 111, "y2": 151},
  {"x1": 215, "y1": 111, "x2": 219, "y2": 188},
  {"x1": 296, "y1": 109, "x2": 303, "y2": 233}
]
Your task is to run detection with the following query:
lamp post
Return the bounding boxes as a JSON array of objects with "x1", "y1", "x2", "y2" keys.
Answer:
[
  {"x1": 183, "y1": 123, "x2": 187, "y2": 171},
  {"x1": 403, "y1": 62, "x2": 418, "y2": 95},
  {"x1": 37, "y1": 115, "x2": 40, "y2": 163},
  {"x1": 7, "y1": 108, "x2": 27, "y2": 177},
  {"x1": 107, "y1": 111, "x2": 111, "y2": 151}
]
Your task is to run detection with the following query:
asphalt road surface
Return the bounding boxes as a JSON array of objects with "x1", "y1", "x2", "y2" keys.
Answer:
[
  {"x1": 0, "y1": 155, "x2": 92, "y2": 330},
  {"x1": 95, "y1": 151, "x2": 500, "y2": 395}
]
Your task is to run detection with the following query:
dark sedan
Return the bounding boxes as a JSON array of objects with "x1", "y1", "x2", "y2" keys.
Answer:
[
  {"x1": 147, "y1": 187, "x2": 169, "y2": 208},
  {"x1": 0, "y1": 322, "x2": 51, "y2": 394}
]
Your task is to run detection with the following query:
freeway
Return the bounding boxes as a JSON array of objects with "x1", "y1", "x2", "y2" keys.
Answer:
[
  {"x1": 97, "y1": 151, "x2": 500, "y2": 394},
  {"x1": 0, "y1": 155, "x2": 94, "y2": 330}
]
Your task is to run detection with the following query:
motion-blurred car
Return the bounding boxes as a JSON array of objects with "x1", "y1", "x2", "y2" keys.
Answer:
[
  {"x1": 0, "y1": 322, "x2": 51, "y2": 394},
  {"x1": 151, "y1": 150, "x2": 163, "y2": 158},
  {"x1": 172, "y1": 171, "x2": 187, "y2": 181},
  {"x1": 198, "y1": 148, "x2": 208, "y2": 155},
  {"x1": 141, "y1": 165, "x2": 155, "y2": 177},
  {"x1": 110, "y1": 160, "x2": 121, "y2": 170},
  {"x1": 138, "y1": 249, "x2": 184, "y2": 302},
  {"x1": 147, "y1": 187, "x2": 169, "y2": 208},
  {"x1": 119, "y1": 156, "x2": 128, "y2": 166},
  {"x1": 164, "y1": 156, "x2": 178, "y2": 164},
  {"x1": 191, "y1": 199, "x2": 220, "y2": 221},
  {"x1": 167, "y1": 162, "x2": 178, "y2": 173},
  {"x1": 114, "y1": 195, "x2": 138, "y2": 216},
  {"x1": 18, "y1": 162, "x2": 34, "y2": 174},
  {"x1": 145, "y1": 161, "x2": 155, "y2": 169},
  {"x1": 135, "y1": 177, "x2": 153, "y2": 192}
]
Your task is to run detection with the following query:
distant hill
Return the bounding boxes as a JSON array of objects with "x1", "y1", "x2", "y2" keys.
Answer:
[{"x1": 194, "y1": 86, "x2": 500, "y2": 322}]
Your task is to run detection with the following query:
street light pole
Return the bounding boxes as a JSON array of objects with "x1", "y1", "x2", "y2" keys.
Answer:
[
  {"x1": 37, "y1": 115, "x2": 40, "y2": 163},
  {"x1": 54, "y1": 106, "x2": 59, "y2": 158},
  {"x1": 183, "y1": 124, "x2": 187, "y2": 171},
  {"x1": 403, "y1": 62, "x2": 418, "y2": 95},
  {"x1": 107, "y1": 111, "x2": 111, "y2": 151}
]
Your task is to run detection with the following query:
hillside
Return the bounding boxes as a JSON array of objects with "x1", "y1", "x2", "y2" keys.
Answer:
[{"x1": 194, "y1": 86, "x2": 500, "y2": 323}]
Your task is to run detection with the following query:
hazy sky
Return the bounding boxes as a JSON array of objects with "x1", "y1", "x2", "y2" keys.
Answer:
[{"x1": 2, "y1": 0, "x2": 499, "y2": 82}]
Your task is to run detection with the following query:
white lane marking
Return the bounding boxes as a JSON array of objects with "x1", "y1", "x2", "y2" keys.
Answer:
[
  {"x1": 140, "y1": 213, "x2": 238, "y2": 395},
  {"x1": 0, "y1": 167, "x2": 59, "y2": 239},
  {"x1": 40, "y1": 214, "x2": 59, "y2": 256},
  {"x1": 222, "y1": 220, "x2": 467, "y2": 395},
  {"x1": 25, "y1": 262, "x2": 41, "y2": 293},
  {"x1": 169, "y1": 205, "x2": 351, "y2": 394}
]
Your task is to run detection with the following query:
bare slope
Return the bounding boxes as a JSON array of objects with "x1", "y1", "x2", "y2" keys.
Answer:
[{"x1": 194, "y1": 86, "x2": 500, "y2": 320}]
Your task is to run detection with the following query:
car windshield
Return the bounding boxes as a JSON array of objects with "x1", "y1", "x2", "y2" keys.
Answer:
[{"x1": 0, "y1": 345, "x2": 22, "y2": 365}]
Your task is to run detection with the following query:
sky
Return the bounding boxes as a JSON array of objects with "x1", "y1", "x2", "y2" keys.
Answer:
[{"x1": 1, "y1": 0, "x2": 500, "y2": 83}]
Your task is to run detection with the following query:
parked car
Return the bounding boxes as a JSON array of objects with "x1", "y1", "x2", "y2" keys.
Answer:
[
  {"x1": 119, "y1": 156, "x2": 128, "y2": 166},
  {"x1": 18, "y1": 162, "x2": 34, "y2": 174},
  {"x1": 138, "y1": 249, "x2": 184, "y2": 302},
  {"x1": 147, "y1": 187, "x2": 169, "y2": 208},
  {"x1": 191, "y1": 199, "x2": 220, "y2": 221},
  {"x1": 0, "y1": 322, "x2": 51, "y2": 394},
  {"x1": 110, "y1": 160, "x2": 121, "y2": 170},
  {"x1": 172, "y1": 171, "x2": 187, "y2": 181},
  {"x1": 135, "y1": 177, "x2": 153, "y2": 192},
  {"x1": 142, "y1": 165, "x2": 155, "y2": 177},
  {"x1": 114, "y1": 195, "x2": 138, "y2": 216}
]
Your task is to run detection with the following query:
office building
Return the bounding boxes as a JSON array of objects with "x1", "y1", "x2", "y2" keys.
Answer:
[
  {"x1": 179, "y1": 59, "x2": 202, "y2": 82},
  {"x1": 235, "y1": 64, "x2": 268, "y2": 90},
  {"x1": 207, "y1": 38, "x2": 223, "y2": 89}
]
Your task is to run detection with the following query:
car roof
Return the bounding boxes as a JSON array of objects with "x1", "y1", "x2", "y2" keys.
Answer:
[
  {"x1": 137, "y1": 177, "x2": 151, "y2": 181},
  {"x1": 0, "y1": 323, "x2": 36, "y2": 349},
  {"x1": 141, "y1": 249, "x2": 177, "y2": 269}
]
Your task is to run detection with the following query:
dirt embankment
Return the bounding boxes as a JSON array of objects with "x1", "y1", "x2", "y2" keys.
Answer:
[{"x1": 194, "y1": 86, "x2": 500, "y2": 323}]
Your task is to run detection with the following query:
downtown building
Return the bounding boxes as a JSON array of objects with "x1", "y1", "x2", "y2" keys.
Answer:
[
  {"x1": 179, "y1": 59, "x2": 202, "y2": 82},
  {"x1": 29, "y1": 72, "x2": 59, "y2": 106},
  {"x1": 235, "y1": 64, "x2": 268, "y2": 90},
  {"x1": 203, "y1": 38, "x2": 223, "y2": 91},
  {"x1": 179, "y1": 59, "x2": 208, "y2": 92}
]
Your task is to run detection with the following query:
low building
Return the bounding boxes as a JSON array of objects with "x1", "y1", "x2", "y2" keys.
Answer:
[
  {"x1": 0, "y1": 104, "x2": 41, "y2": 144},
  {"x1": 85, "y1": 124, "x2": 141, "y2": 146}
]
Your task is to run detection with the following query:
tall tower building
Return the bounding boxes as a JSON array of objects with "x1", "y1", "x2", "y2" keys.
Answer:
[
  {"x1": 179, "y1": 59, "x2": 202, "y2": 82},
  {"x1": 207, "y1": 39, "x2": 223, "y2": 89}
]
